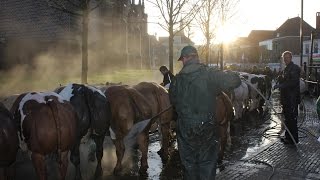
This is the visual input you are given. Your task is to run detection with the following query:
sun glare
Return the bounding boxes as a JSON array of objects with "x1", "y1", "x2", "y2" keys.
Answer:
[{"x1": 215, "y1": 24, "x2": 238, "y2": 44}]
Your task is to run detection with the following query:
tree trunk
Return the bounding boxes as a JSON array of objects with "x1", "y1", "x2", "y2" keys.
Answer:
[
  {"x1": 205, "y1": 32, "x2": 210, "y2": 65},
  {"x1": 220, "y1": 43, "x2": 223, "y2": 70},
  {"x1": 169, "y1": 23, "x2": 174, "y2": 74},
  {"x1": 81, "y1": 7, "x2": 89, "y2": 84}
]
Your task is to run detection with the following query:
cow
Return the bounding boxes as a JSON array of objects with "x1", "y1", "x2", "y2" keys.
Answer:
[
  {"x1": 11, "y1": 92, "x2": 77, "y2": 180},
  {"x1": 240, "y1": 72, "x2": 267, "y2": 113},
  {"x1": 55, "y1": 83, "x2": 111, "y2": 179},
  {"x1": 230, "y1": 80, "x2": 250, "y2": 120},
  {"x1": 216, "y1": 92, "x2": 234, "y2": 167},
  {"x1": 105, "y1": 82, "x2": 173, "y2": 176},
  {"x1": 0, "y1": 102, "x2": 19, "y2": 180}
]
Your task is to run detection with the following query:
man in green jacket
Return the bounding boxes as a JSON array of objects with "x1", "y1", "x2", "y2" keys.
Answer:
[{"x1": 169, "y1": 45, "x2": 241, "y2": 180}]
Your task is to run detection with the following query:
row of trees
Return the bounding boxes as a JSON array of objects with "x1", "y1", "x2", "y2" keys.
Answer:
[
  {"x1": 45, "y1": 0, "x2": 238, "y2": 82},
  {"x1": 147, "y1": 0, "x2": 239, "y2": 73}
]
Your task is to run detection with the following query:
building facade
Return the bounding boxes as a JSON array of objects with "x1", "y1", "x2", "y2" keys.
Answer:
[{"x1": 0, "y1": 0, "x2": 152, "y2": 70}]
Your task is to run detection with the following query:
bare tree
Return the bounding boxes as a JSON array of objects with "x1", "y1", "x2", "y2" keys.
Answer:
[
  {"x1": 218, "y1": 0, "x2": 239, "y2": 69},
  {"x1": 196, "y1": 0, "x2": 219, "y2": 65},
  {"x1": 185, "y1": 23, "x2": 195, "y2": 40},
  {"x1": 45, "y1": 0, "x2": 110, "y2": 83},
  {"x1": 146, "y1": 0, "x2": 202, "y2": 73},
  {"x1": 196, "y1": 0, "x2": 238, "y2": 67}
]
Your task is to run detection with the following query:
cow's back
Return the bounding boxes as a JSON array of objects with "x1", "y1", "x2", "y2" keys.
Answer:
[{"x1": 23, "y1": 100, "x2": 76, "y2": 153}]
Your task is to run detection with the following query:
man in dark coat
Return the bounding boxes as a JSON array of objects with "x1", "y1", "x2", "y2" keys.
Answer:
[
  {"x1": 169, "y1": 45, "x2": 241, "y2": 180},
  {"x1": 274, "y1": 51, "x2": 301, "y2": 145}
]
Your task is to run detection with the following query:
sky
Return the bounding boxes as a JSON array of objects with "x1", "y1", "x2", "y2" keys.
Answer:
[{"x1": 145, "y1": 0, "x2": 320, "y2": 45}]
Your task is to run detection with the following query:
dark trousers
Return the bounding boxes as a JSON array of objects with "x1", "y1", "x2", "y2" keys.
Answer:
[
  {"x1": 283, "y1": 103, "x2": 299, "y2": 143},
  {"x1": 177, "y1": 118, "x2": 218, "y2": 180}
]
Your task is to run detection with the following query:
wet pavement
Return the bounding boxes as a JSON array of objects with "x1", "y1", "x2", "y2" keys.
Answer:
[
  {"x1": 216, "y1": 92, "x2": 320, "y2": 180},
  {"x1": 10, "y1": 91, "x2": 320, "y2": 179}
]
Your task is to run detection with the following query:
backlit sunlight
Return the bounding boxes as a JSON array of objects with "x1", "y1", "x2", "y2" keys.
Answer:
[{"x1": 215, "y1": 23, "x2": 239, "y2": 44}]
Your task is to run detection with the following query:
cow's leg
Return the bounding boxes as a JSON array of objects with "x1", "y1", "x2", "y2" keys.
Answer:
[
  {"x1": 137, "y1": 132, "x2": 149, "y2": 175},
  {"x1": 31, "y1": 152, "x2": 47, "y2": 180},
  {"x1": 218, "y1": 123, "x2": 227, "y2": 166},
  {"x1": 70, "y1": 140, "x2": 82, "y2": 180},
  {"x1": 58, "y1": 151, "x2": 69, "y2": 180},
  {"x1": 113, "y1": 139, "x2": 125, "y2": 176},
  {"x1": 226, "y1": 121, "x2": 232, "y2": 148},
  {"x1": 92, "y1": 135, "x2": 104, "y2": 178},
  {"x1": 158, "y1": 122, "x2": 171, "y2": 163}
]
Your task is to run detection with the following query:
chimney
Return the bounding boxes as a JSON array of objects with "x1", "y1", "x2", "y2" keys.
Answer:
[{"x1": 317, "y1": 12, "x2": 320, "y2": 30}]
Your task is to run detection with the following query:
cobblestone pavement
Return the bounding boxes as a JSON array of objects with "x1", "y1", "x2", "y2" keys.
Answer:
[{"x1": 217, "y1": 95, "x2": 320, "y2": 180}]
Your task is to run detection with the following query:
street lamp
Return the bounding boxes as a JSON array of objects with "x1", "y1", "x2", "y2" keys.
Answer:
[{"x1": 300, "y1": 0, "x2": 304, "y2": 66}]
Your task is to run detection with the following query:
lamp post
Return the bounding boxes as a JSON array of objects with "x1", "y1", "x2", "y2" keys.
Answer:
[{"x1": 300, "y1": 0, "x2": 304, "y2": 66}]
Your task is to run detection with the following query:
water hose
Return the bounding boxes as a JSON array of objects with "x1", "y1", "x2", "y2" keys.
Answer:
[{"x1": 241, "y1": 77, "x2": 301, "y2": 153}]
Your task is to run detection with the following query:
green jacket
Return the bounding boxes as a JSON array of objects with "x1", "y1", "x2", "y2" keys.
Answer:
[{"x1": 169, "y1": 60, "x2": 241, "y2": 121}]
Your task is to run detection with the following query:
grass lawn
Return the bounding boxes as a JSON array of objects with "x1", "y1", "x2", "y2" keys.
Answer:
[{"x1": 0, "y1": 68, "x2": 162, "y2": 97}]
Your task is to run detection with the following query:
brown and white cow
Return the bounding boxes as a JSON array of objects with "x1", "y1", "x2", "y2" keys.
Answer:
[
  {"x1": 105, "y1": 82, "x2": 173, "y2": 176},
  {"x1": 11, "y1": 92, "x2": 77, "y2": 180}
]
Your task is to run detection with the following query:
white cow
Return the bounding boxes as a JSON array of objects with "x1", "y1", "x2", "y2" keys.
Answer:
[
  {"x1": 239, "y1": 72, "x2": 266, "y2": 112},
  {"x1": 231, "y1": 81, "x2": 249, "y2": 120}
]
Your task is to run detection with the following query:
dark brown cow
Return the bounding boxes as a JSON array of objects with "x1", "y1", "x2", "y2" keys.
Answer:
[
  {"x1": 0, "y1": 102, "x2": 19, "y2": 180},
  {"x1": 105, "y1": 82, "x2": 173, "y2": 176},
  {"x1": 11, "y1": 92, "x2": 77, "y2": 180},
  {"x1": 216, "y1": 92, "x2": 234, "y2": 167}
]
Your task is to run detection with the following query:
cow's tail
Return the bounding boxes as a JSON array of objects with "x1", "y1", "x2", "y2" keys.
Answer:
[{"x1": 47, "y1": 99, "x2": 62, "y2": 165}]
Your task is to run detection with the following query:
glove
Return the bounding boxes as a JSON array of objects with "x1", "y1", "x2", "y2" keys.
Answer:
[{"x1": 273, "y1": 84, "x2": 280, "y2": 90}]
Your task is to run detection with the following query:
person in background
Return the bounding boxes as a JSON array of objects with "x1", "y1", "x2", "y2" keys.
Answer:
[
  {"x1": 169, "y1": 45, "x2": 241, "y2": 180},
  {"x1": 274, "y1": 51, "x2": 301, "y2": 145},
  {"x1": 159, "y1": 65, "x2": 175, "y2": 89}
]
